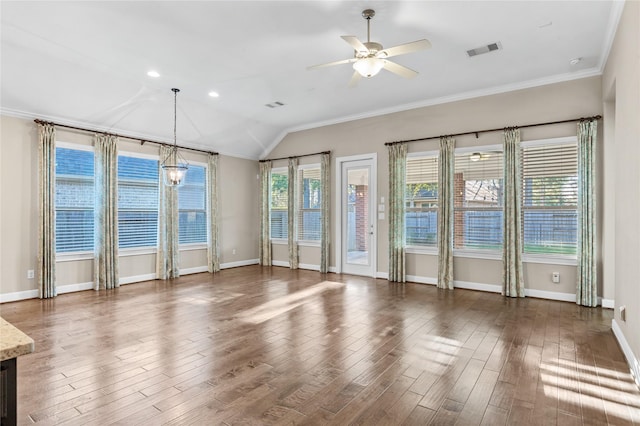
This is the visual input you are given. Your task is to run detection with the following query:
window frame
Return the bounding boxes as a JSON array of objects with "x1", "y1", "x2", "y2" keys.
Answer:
[
  {"x1": 520, "y1": 136, "x2": 578, "y2": 265},
  {"x1": 452, "y1": 144, "x2": 504, "y2": 259},
  {"x1": 297, "y1": 163, "x2": 322, "y2": 247},
  {"x1": 405, "y1": 150, "x2": 439, "y2": 255},
  {"x1": 54, "y1": 141, "x2": 96, "y2": 261},
  {"x1": 177, "y1": 159, "x2": 208, "y2": 249},
  {"x1": 117, "y1": 150, "x2": 160, "y2": 254},
  {"x1": 269, "y1": 166, "x2": 289, "y2": 243}
]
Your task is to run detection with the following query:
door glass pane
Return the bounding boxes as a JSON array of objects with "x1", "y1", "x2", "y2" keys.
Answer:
[{"x1": 346, "y1": 167, "x2": 369, "y2": 265}]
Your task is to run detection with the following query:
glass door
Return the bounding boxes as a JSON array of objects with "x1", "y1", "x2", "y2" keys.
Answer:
[{"x1": 341, "y1": 159, "x2": 375, "y2": 276}]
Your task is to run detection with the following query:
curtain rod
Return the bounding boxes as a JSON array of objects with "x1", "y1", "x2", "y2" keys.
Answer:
[
  {"x1": 260, "y1": 150, "x2": 331, "y2": 163},
  {"x1": 384, "y1": 115, "x2": 602, "y2": 146},
  {"x1": 34, "y1": 119, "x2": 219, "y2": 156}
]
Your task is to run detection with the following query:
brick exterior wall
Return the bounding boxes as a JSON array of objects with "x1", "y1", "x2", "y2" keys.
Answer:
[{"x1": 355, "y1": 185, "x2": 368, "y2": 251}]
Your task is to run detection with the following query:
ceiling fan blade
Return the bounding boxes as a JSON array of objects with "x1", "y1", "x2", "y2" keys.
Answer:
[
  {"x1": 382, "y1": 60, "x2": 418, "y2": 79},
  {"x1": 348, "y1": 71, "x2": 361, "y2": 88},
  {"x1": 377, "y1": 39, "x2": 432, "y2": 58},
  {"x1": 341, "y1": 35, "x2": 369, "y2": 55},
  {"x1": 307, "y1": 58, "x2": 357, "y2": 70}
]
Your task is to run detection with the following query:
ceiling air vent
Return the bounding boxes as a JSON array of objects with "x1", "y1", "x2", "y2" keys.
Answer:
[
  {"x1": 265, "y1": 101, "x2": 285, "y2": 109},
  {"x1": 466, "y1": 42, "x2": 502, "y2": 58}
]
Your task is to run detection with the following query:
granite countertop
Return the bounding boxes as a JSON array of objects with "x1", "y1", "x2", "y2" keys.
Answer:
[{"x1": 0, "y1": 317, "x2": 34, "y2": 361}]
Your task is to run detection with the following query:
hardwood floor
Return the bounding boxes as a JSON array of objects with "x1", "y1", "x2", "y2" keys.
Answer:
[{"x1": 2, "y1": 265, "x2": 639, "y2": 425}]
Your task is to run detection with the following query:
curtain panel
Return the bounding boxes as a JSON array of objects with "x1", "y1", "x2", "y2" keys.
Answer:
[
  {"x1": 576, "y1": 119, "x2": 598, "y2": 307},
  {"x1": 502, "y1": 128, "x2": 525, "y2": 297},
  {"x1": 156, "y1": 145, "x2": 180, "y2": 279},
  {"x1": 438, "y1": 136, "x2": 455, "y2": 289},
  {"x1": 37, "y1": 123, "x2": 57, "y2": 298},
  {"x1": 388, "y1": 143, "x2": 407, "y2": 282},
  {"x1": 207, "y1": 154, "x2": 220, "y2": 273},
  {"x1": 259, "y1": 161, "x2": 272, "y2": 266},
  {"x1": 320, "y1": 153, "x2": 330, "y2": 273},
  {"x1": 288, "y1": 158, "x2": 299, "y2": 269},
  {"x1": 94, "y1": 134, "x2": 119, "y2": 290}
]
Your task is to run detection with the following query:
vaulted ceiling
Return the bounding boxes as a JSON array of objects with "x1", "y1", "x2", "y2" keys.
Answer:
[{"x1": 1, "y1": 1, "x2": 621, "y2": 159}]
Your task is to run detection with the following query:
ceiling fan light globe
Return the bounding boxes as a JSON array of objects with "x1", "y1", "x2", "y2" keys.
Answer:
[
  {"x1": 470, "y1": 152, "x2": 482, "y2": 162},
  {"x1": 353, "y1": 58, "x2": 385, "y2": 78}
]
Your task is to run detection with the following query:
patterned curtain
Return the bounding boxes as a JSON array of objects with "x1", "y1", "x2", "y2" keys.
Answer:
[
  {"x1": 438, "y1": 136, "x2": 455, "y2": 289},
  {"x1": 259, "y1": 161, "x2": 272, "y2": 266},
  {"x1": 388, "y1": 143, "x2": 407, "y2": 282},
  {"x1": 320, "y1": 153, "x2": 331, "y2": 273},
  {"x1": 157, "y1": 145, "x2": 180, "y2": 279},
  {"x1": 37, "y1": 123, "x2": 56, "y2": 298},
  {"x1": 576, "y1": 119, "x2": 598, "y2": 306},
  {"x1": 288, "y1": 158, "x2": 299, "y2": 269},
  {"x1": 207, "y1": 153, "x2": 220, "y2": 273},
  {"x1": 503, "y1": 128, "x2": 525, "y2": 297},
  {"x1": 94, "y1": 134, "x2": 119, "y2": 290}
]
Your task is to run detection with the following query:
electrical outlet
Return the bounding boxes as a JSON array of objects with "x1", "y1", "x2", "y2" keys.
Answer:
[
  {"x1": 620, "y1": 305, "x2": 626, "y2": 322},
  {"x1": 27, "y1": 269, "x2": 35, "y2": 279},
  {"x1": 232, "y1": 249, "x2": 236, "y2": 255},
  {"x1": 552, "y1": 272, "x2": 560, "y2": 283}
]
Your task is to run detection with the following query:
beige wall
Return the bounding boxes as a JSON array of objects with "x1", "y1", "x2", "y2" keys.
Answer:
[
  {"x1": 268, "y1": 76, "x2": 604, "y2": 298},
  {"x1": 0, "y1": 115, "x2": 259, "y2": 297},
  {"x1": 602, "y1": 0, "x2": 640, "y2": 377}
]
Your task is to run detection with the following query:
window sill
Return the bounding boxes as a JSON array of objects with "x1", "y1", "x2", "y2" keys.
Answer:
[
  {"x1": 298, "y1": 240, "x2": 320, "y2": 248},
  {"x1": 179, "y1": 243, "x2": 207, "y2": 251},
  {"x1": 523, "y1": 253, "x2": 577, "y2": 266},
  {"x1": 453, "y1": 249, "x2": 502, "y2": 261},
  {"x1": 406, "y1": 246, "x2": 438, "y2": 256},
  {"x1": 119, "y1": 247, "x2": 156, "y2": 257},
  {"x1": 56, "y1": 252, "x2": 94, "y2": 262},
  {"x1": 271, "y1": 239, "x2": 288, "y2": 246}
]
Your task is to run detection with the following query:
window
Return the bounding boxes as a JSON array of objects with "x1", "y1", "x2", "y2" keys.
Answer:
[
  {"x1": 405, "y1": 154, "x2": 438, "y2": 247},
  {"x1": 298, "y1": 167, "x2": 321, "y2": 241},
  {"x1": 178, "y1": 164, "x2": 207, "y2": 244},
  {"x1": 521, "y1": 141, "x2": 577, "y2": 255},
  {"x1": 270, "y1": 168, "x2": 288, "y2": 239},
  {"x1": 55, "y1": 146, "x2": 94, "y2": 253},
  {"x1": 117, "y1": 155, "x2": 159, "y2": 249},
  {"x1": 454, "y1": 148, "x2": 504, "y2": 251}
]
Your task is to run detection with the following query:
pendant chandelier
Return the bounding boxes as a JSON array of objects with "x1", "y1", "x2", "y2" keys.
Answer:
[{"x1": 161, "y1": 88, "x2": 189, "y2": 187}]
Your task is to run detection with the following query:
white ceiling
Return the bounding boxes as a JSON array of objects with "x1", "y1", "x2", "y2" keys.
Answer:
[{"x1": 1, "y1": 1, "x2": 621, "y2": 160}]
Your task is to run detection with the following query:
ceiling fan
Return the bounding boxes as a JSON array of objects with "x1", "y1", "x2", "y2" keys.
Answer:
[
  {"x1": 308, "y1": 9, "x2": 431, "y2": 87},
  {"x1": 470, "y1": 150, "x2": 502, "y2": 161}
]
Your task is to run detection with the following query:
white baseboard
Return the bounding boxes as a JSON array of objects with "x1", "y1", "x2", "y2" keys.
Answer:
[
  {"x1": 58, "y1": 281, "x2": 94, "y2": 294},
  {"x1": 376, "y1": 272, "x2": 389, "y2": 280},
  {"x1": 454, "y1": 280, "x2": 502, "y2": 294},
  {"x1": 612, "y1": 319, "x2": 640, "y2": 389},
  {"x1": 272, "y1": 260, "x2": 290, "y2": 268},
  {"x1": 181, "y1": 266, "x2": 209, "y2": 275},
  {"x1": 221, "y1": 259, "x2": 259, "y2": 269},
  {"x1": 119, "y1": 273, "x2": 156, "y2": 285},
  {"x1": 0, "y1": 289, "x2": 39, "y2": 303},
  {"x1": 601, "y1": 298, "x2": 615, "y2": 309},
  {"x1": 406, "y1": 275, "x2": 438, "y2": 285},
  {"x1": 328, "y1": 266, "x2": 337, "y2": 273},
  {"x1": 526, "y1": 288, "x2": 575, "y2": 302}
]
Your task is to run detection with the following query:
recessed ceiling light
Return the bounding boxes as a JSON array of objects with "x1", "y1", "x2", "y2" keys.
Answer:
[
  {"x1": 147, "y1": 70, "x2": 160, "y2": 78},
  {"x1": 208, "y1": 91, "x2": 220, "y2": 98},
  {"x1": 569, "y1": 57, "x2": 582, "y2": 66}
]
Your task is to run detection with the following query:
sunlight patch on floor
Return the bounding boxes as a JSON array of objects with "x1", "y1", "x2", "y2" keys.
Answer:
[{"x1": 235, "y1": 281, "x2": 345, "y2": 324}]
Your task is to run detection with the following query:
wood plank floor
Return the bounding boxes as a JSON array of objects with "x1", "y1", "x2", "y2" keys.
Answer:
[{"x1": 2, "y1": 265, "x2": 639, "y2": 425}]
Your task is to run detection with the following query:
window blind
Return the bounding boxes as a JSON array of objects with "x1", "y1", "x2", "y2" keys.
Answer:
[
  {"x1": 55, "y1": 147, "x2": 95, "y2": 253},
  {"x1": 270, "y1": 169, "x2": 288, "y2": 239},
  {"x1": 117, "y1": 155, "x2": 159, "y2": 249},
  {"x1": 297, "y1": 167, "x2": 321, "y2": 241},
  {"x1": 405, "y1": 155, "x2": 438, "y2": 246},
  {"x1": 521, "y1": 143, "x2": 577, "y2": 254},
  {"x1": 453, "y1": 150, "x2": 504, "y2": 250},
  {"x1": 178, "y1": 165, "x2": 207, "y2": 244}
]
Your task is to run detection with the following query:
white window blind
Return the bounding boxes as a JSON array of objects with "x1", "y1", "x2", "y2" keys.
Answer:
[
  {"x1": 55, "y1": 146, "x2": 94, "y2": 253},
  {"x1": 454, "y1": 150, "x2": 504, "y2": 250},
  {"x1": 178, "y1": 165, "x2": 207, "y2": 244},
  {"x1": 270, "y1": 169, "x2": 288, "y2": 239},
  {"x1": 117, "y1": 155, "x2": 159, "y2": 249},
  {"x1": 405, "y1": 155, "x2": 438, "y2": 246},
  {"x1": 297, "y1": 167, "x2": 321, "y2": 241},
  {"x1": 521, "y1": 143, "x2": 577, "y2": 255}
]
